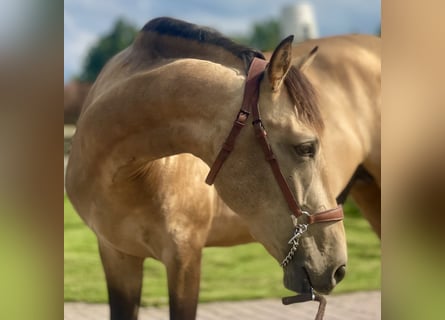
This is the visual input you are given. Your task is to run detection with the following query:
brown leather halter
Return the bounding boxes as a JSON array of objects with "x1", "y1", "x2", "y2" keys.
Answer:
[
  {"x1": 206, "y1": 57, "x2": 343, "y2": 229},
  {"x1": 205, "y1": 57, "x2": 344, "y2": 320}
]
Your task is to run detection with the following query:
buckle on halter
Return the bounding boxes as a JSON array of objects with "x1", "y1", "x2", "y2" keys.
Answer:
[
  {"x1": 252, "y1": 119, "x2": 263, "y2": 127},
  {"x1": 236, "y1": 110, "x2": 250, "y2": 121},
  {"x1": 252, "y1": 119, "x2": 267, "y2": 138}
]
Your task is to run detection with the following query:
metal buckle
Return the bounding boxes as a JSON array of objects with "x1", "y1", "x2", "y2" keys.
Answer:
[
  {"x1": 310, "y1": 287, "x2": 315, "y2": 301},
  {"x1": 237, "y1": 110, "x2": 250, "y2": 121}
]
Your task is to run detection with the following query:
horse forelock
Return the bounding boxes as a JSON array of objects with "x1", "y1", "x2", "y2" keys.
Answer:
[
  {"x1": 141, "y1": 17, "x2": 265, "y2": 73},
  {"x1": 284, "y1": 66, "x2": 324, "y2": 133}
]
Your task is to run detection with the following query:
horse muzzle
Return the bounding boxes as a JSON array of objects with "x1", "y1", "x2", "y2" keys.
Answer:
[{"x1": 283, "y1": 263, "x2": 346, "y2": 295}]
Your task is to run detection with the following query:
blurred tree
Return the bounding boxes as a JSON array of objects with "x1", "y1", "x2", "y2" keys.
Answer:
[
  {"x1": 79, "y1": 18, "x2": 138, "y2": 82},
  {"x1": 248, "y1": 19, "x2": 281, "y2": 52}
]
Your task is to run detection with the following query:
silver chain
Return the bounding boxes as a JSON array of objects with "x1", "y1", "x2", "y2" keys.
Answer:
[{"x1": 280, "y1": 223, "x2": 308, "y2": 267}]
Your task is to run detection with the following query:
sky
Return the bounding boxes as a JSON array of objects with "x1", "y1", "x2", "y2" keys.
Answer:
[{"x1": 64, "y1": 0, "x2": 380, "y2": 82}]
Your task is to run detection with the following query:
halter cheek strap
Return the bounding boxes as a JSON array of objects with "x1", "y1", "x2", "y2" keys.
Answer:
[{"x1": 205, "y1": 58, "x2": 267, "y2": 186}]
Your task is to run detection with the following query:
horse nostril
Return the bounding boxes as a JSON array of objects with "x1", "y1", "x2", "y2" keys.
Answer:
[{"x1": 334, "y1": 265, "x2": 346, "y2": 283}]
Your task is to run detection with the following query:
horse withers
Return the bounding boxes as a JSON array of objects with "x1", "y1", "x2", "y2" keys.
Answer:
[{"x1": 66, "y1": 17, "x2": 380, "y2": 320}]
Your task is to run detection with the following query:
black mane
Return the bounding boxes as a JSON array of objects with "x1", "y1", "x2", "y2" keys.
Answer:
[
  {"x1": 142, "y1": 17, "x2": 322, "y2": 130},
  {"x1": 142, "y1": 17, "x2": 265, "y2": 72}
]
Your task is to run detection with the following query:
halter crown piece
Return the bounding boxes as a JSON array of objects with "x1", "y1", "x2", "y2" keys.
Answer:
[{"x1": 205, "y1": 57, "x2": 344, "y2": 320}]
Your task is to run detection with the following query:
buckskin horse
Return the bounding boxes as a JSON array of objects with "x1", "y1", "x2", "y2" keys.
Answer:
[{"x1": 66, "y1": 17, "x2": 380, "y2": 320}]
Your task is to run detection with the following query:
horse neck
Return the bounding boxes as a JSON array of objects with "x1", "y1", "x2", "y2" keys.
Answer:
[
  {"x1": 134, "y1": 31, "x2": 247, "y2": 73},
  {"x1": 80, "y1": 58, "x2": 246, "y2": 168}
]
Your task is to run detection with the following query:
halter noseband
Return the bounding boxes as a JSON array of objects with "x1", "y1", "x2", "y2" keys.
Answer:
[{"x1": 205, "y1": 57, "x2": 344, "y2": 262}]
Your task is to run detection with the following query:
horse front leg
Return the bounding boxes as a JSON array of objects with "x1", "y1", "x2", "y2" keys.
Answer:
[
  {"x1": 350, "y1": 178, "x2": 381, "y2": 238},
  {"x1": 98, "y1": 240, "x2": 144, "y2": 320},
  {"x1": 165, "y1": 248, "x2": 203, "y2": 320}
]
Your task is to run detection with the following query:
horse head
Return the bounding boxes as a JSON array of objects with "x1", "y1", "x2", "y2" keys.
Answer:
[{"x1": 209, "y1": 36, "x2": 347, "y2": 295}]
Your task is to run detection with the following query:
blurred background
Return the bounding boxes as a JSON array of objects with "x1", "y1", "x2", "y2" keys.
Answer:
[
  {"x1": 63, "y1": 0, "x2": 382, "y2": 316},
  {"x1": 6, "y1": 1, "x2": 445, "y2": 319},
  {"x1": 64, "y1": 0, "x2": 380, "y2": 125},
  {"x1": 64, "y1": 0, "x2": 380, "y2": 83}
]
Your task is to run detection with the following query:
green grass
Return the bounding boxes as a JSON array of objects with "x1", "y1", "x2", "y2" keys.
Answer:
[{"x1": 64, "y1": 197, "x2": 380, "y2": 305}]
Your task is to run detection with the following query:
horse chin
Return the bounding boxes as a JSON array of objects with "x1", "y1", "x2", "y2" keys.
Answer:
[
  {"x1": 283, "y1": 266, "x2": 312, "y2": 293},
  {"x1": 283, "y1": 266, "x2": 335, "y2": 295}
]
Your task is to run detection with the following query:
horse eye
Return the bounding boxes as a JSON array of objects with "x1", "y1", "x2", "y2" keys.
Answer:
[{"x1": 294, "y1": 142, "x2": 316, "y2": 157}]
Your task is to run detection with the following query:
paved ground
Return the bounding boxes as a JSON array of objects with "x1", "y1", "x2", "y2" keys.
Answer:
[{"x1": 65, "y1": 290, "x2": 380, "y2": 319}]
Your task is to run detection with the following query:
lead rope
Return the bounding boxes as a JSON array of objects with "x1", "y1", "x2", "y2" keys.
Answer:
[{"x1": 282, "y1": 289, "x2": 327, "y2": 320}]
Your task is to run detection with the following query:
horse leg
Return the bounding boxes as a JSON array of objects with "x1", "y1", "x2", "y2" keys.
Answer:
[
  {"x1": 350, "y1": 178, "x2": 381, "y2": 238},
  {"x1": 98, "y1": 240, "x2": 144, "y2": 320},
  {"x1": 165, "y1": 248, "x2": 202, "y2": 320}
]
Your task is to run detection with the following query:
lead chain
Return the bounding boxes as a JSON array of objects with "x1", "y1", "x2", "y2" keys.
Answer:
[{"x1": 280, "y1": 224, "x2": 308, "y2": 267}]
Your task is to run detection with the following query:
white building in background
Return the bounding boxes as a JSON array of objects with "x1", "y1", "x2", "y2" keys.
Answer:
[{"x1": 280, "y1": 2, "x2": 319, "y2": 43}]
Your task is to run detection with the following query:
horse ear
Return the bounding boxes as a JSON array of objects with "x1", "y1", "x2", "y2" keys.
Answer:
[
  {"x1": 267, "y1": 35, "x2": 294, "y2": 92},
  {"x1": 296, "y1": 46, "x2": 318, "y2": 72}
]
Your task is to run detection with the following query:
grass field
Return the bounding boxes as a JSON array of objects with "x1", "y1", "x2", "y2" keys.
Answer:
[{"x1": 64, "y1": 196, "x2": 380, "y2": 306}]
